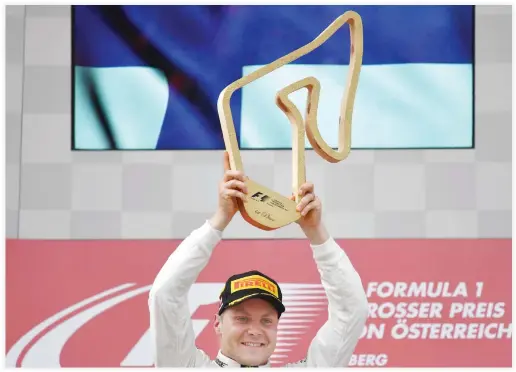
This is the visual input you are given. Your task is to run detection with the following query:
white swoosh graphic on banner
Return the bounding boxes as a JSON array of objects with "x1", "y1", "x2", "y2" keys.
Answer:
[
  {"x1": 6, "y1": 283, "x2": 136, "y2": 367},
  {"x1": 21, "y1": 285, "x2": 152, "y2": 367},
  {"x1": 8, "y1": 282, "x2": 328, "y2": 367},
  {"x1": 271, "y1": 284, "x2": 327, "y2": 363}
]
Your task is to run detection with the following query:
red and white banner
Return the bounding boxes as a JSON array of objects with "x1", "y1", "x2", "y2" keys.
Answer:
[{"x1": 6, "y1": 238, "x2": 512, "y2": 368}]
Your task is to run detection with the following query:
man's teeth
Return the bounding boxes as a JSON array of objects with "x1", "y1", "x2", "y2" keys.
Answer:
[{"x1": 242, "y1": 342, "x2": 263, "y2": 347}]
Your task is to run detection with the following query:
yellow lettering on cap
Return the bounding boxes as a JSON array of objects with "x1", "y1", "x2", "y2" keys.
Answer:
[{"x1": 231, "y1": 275, "x2": 279, "y2": 298}]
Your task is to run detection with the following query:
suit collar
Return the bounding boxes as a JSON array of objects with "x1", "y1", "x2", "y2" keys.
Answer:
[{"x1": 215, "y1": 351, "x2": 271, "y2": 368}]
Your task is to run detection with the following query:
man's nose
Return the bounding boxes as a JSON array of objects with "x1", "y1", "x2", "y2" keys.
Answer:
[{"x1": 247, "y1": 322, "x2": 263, "y2": 335}]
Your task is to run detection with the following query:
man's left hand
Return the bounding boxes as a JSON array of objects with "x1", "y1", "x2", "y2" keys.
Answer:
[
  {"x1": 290, "y1": 182, "x2": 329, "y2": 245},
  {"x1": 292, "y1": 182, "x2": 321, "y2": 229}
]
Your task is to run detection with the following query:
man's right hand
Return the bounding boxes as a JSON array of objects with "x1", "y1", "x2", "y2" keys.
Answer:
[{"x1": 209, "y1": 152, "x2": 248, "y2": 231}]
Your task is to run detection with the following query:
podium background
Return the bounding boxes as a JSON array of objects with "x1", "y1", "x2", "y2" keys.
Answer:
[
  {"x1": 5, "y1": 5, "x2": 512, "y2": 368},
  {"x1": 5, "y1": 5, "x2": 511, "y2": 241}
]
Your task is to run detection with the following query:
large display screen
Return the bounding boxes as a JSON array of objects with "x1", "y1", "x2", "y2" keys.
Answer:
[{"x1": 72, "y1": 5, "x2": 474, "y2": 150}]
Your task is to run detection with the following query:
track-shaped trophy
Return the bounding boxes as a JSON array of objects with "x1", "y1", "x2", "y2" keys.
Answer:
[{"x1": 217, "y1": 11, "x2": 363, "y2": 231}]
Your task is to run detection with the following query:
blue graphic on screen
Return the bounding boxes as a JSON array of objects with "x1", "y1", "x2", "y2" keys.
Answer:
[{"x1": 72, "y1": 5, "x2": 474, "y2": 150}]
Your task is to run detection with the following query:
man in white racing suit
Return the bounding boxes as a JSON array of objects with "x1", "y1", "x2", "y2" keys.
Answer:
[{"x1": 149, "y1": 152, "x2": 368, "y2": 367}]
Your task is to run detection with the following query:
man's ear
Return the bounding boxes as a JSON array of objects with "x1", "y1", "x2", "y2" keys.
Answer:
[{"x1": 213, "y1": 313, "x2": 222, "y2": 335}]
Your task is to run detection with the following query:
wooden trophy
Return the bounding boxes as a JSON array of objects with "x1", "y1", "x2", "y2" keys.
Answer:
[{"x1": 217, "y1": 11, "x2": 363, "y2": 231}]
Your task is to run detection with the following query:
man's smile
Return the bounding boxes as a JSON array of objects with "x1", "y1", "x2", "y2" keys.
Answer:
[{"x1": 241, "y1": 342, "x2": 266, "y2": 347}]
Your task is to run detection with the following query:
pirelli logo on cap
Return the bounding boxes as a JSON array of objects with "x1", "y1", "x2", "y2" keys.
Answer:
[{"x1": 231, "y1": 275, "x2": 279, "y2": 298}]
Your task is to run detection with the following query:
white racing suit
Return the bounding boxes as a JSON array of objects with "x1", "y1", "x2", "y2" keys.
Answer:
[{"x1": 148, "y1": 221, "x2": 368, "y2": 367}]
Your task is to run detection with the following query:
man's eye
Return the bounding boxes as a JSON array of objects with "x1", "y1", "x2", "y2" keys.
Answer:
[
  {"x1": 262, "y1": 319, "x2": 272, "y2": 324},
  {"x1": 237, "y1": 317, "x2": 248, "y2": 322}
]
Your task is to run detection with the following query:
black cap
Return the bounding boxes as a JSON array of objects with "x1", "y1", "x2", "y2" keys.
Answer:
[{"x1": 218, "y1": 270, "x2": 285, "y2": 317}]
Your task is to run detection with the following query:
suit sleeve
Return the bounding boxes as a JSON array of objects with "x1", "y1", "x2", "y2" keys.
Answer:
[
  {"x1": 148, "y1": 221, "x2": 222, "y2": 367},
  {"x1": 300, "y1": 237, "x2": 369, "y2": 367}
]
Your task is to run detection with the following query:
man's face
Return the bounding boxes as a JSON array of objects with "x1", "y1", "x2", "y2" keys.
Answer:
[{"x1": 214, "y1": 298, "x2": 279, "y2": 366}]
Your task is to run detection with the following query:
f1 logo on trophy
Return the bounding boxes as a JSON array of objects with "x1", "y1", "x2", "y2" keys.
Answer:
[{"x1": 218, "y1": 11, "x2": 363, "y2": 231}]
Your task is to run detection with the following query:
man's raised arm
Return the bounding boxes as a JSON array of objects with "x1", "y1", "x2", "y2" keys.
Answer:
[
  {"x1": 303, "y1": 225, "x2": 368, "y2": 367},
  {"x1": 148, "y1": 219, "x2": 222, "y2": 367},
  {"x1": 148, "y1": 152, "x2": 248, "y2": 367},
  {"x1": 286, "y1": 182, "x2": 368, "y2": 368}
]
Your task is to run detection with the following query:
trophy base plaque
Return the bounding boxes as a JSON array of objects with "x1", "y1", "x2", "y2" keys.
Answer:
[{"x1": 238, "y1": 179, "x2": 300, "y2": 231}]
